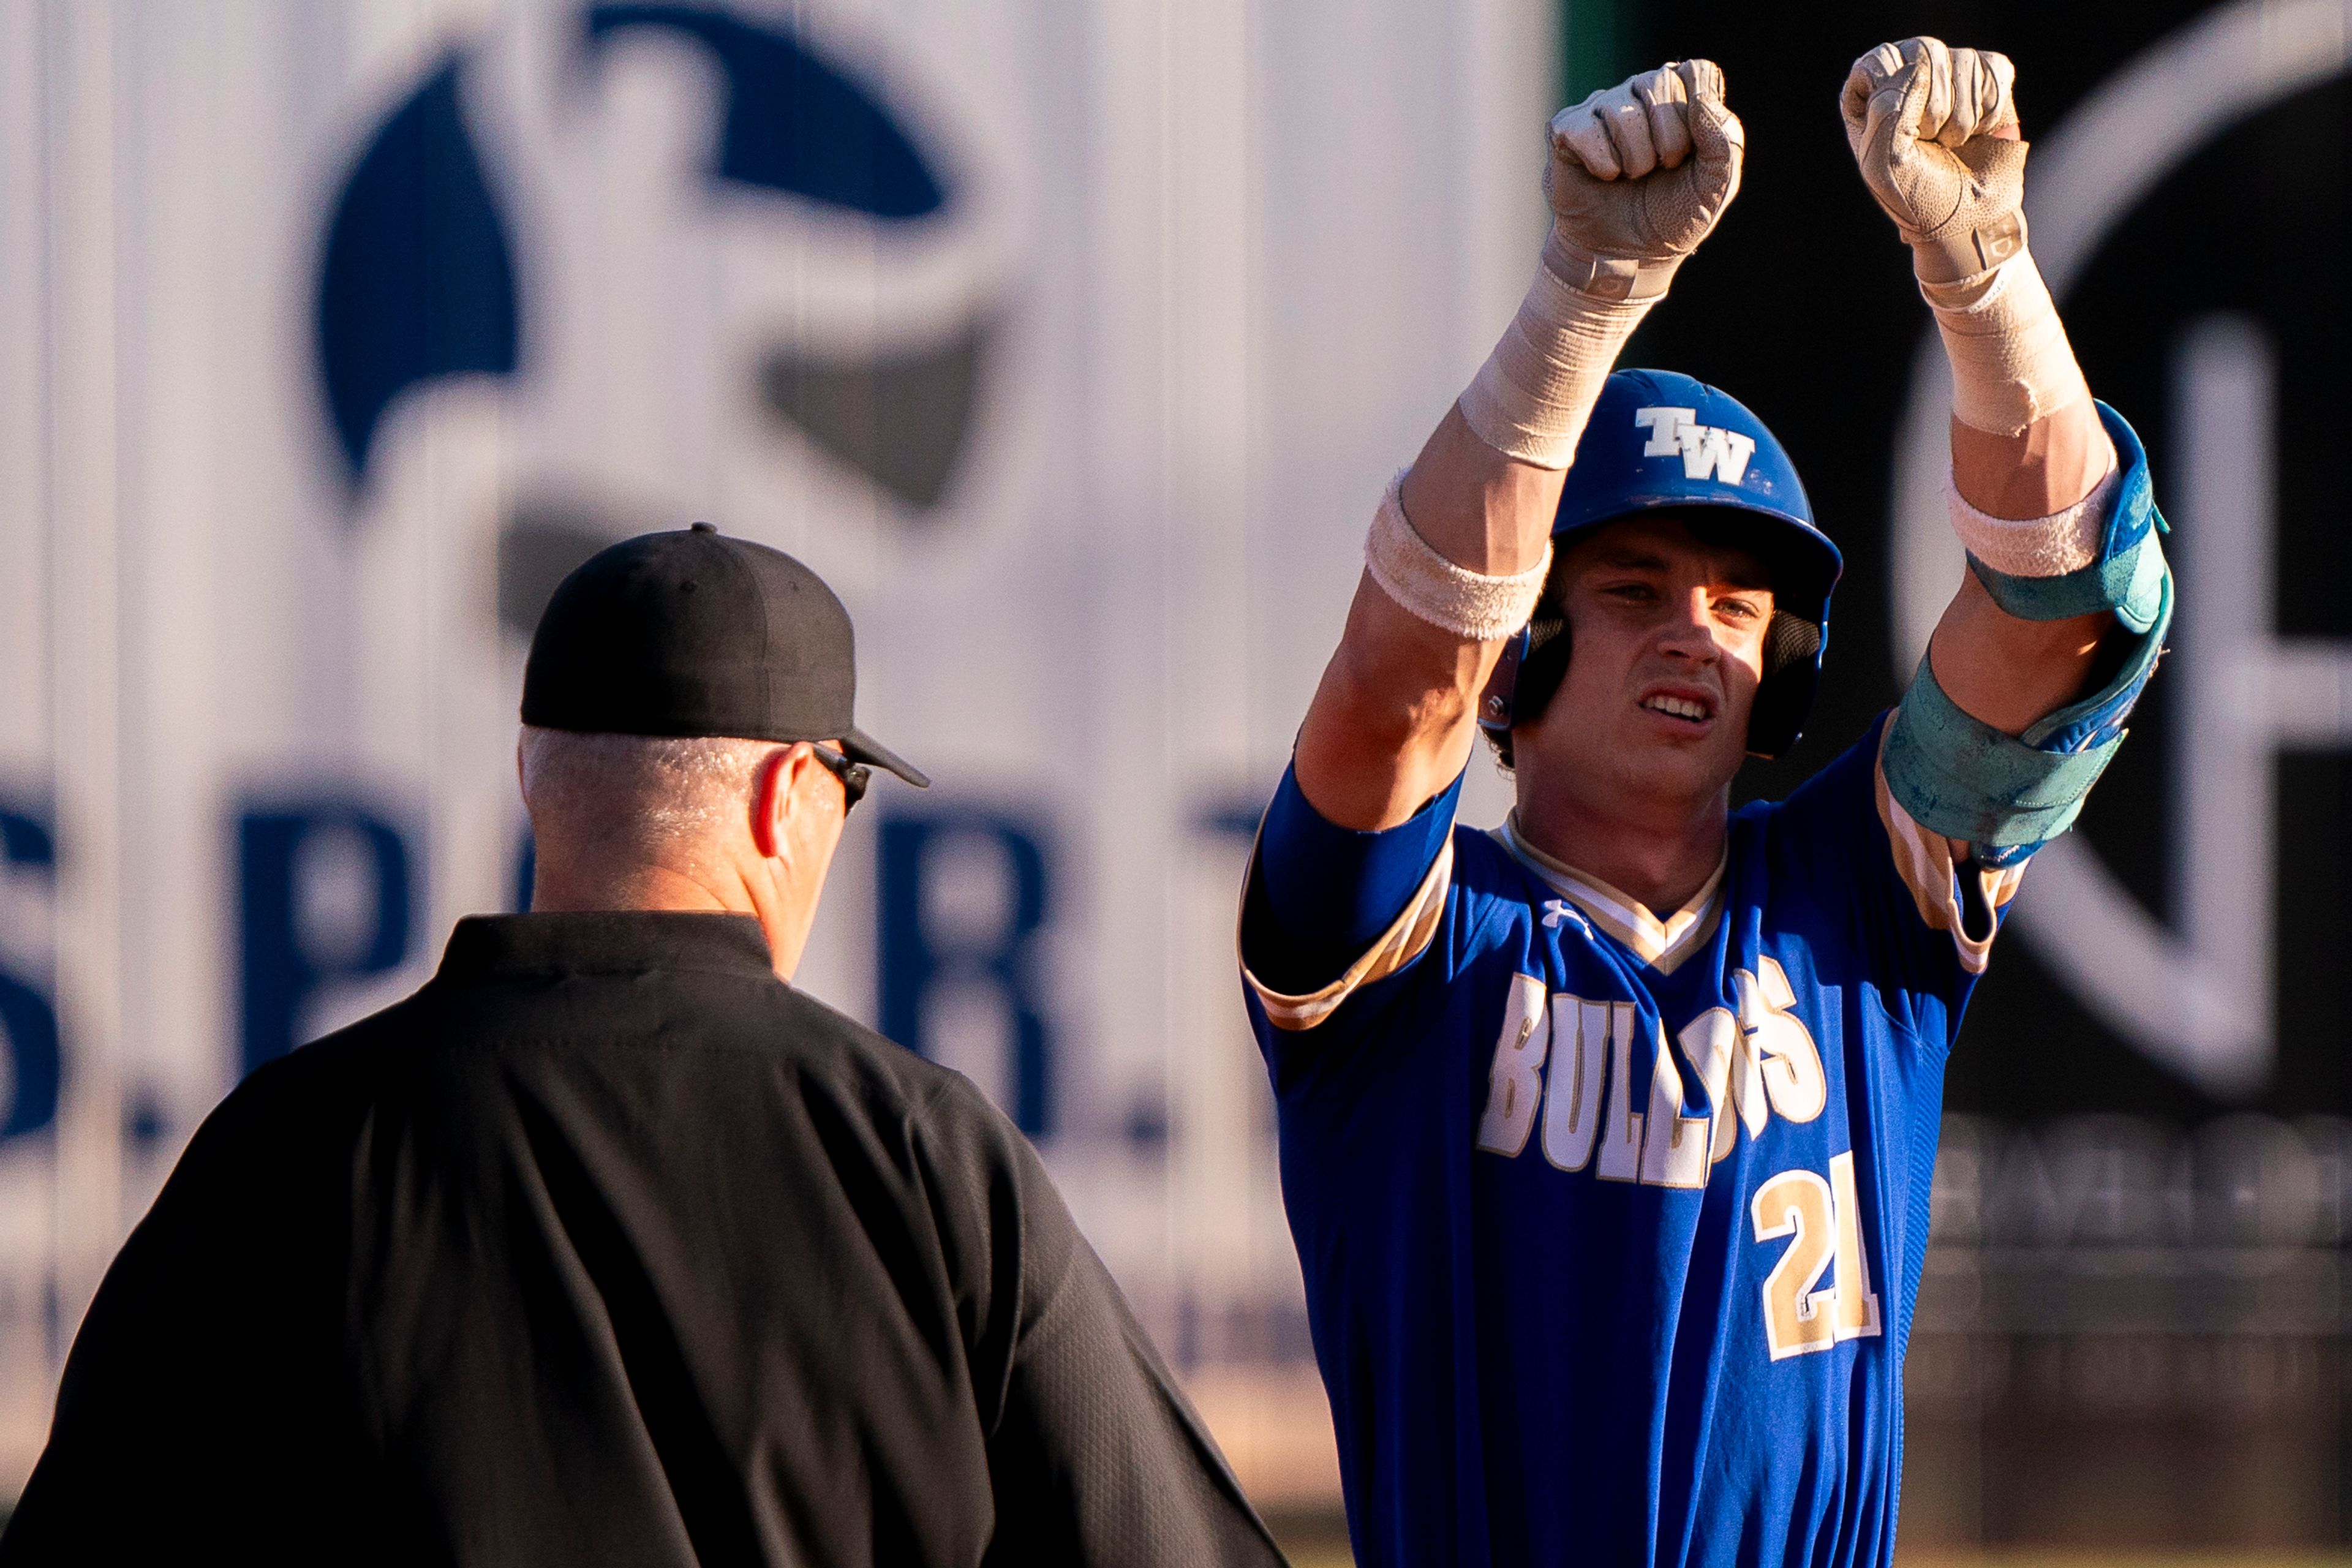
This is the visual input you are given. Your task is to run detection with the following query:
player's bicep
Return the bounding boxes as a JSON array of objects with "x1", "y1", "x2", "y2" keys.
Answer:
[
  {"x1": 1295, "y1": 571, "x2": 1494, "y2": 831},
  {"x1": 1239, "y1": 762, "x2": 1461, "y2": 1032}
]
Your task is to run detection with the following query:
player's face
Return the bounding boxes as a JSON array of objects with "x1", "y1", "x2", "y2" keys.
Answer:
[{"x1": 1514, "y1": 516, "x2": 1774, "y2": 820}]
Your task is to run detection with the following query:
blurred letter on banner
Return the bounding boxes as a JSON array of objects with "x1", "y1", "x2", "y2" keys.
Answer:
[
  {"x1": 878, "y1": 812, "x2": 1056, "y2": 1137},
  {"x1": 238, "y1": 804, "x2": 417, "y2": 1074}
]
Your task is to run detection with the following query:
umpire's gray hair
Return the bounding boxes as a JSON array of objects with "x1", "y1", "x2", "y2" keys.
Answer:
[{"x1": 519, "y1": 726, "x2": 775, "y2": 848}]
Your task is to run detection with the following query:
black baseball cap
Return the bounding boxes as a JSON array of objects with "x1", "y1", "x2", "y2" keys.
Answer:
[{"x1": 521, "y1": 522, "x2": 929, "y2": 788}]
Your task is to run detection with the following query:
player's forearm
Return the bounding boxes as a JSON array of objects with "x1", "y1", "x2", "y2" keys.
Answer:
[
  {"x1": 1396, "y1": 408, "x2": 1562, "y2": 579},
  {"x1": 1321, "y1": 244, "x2": 1656, "y2": 823},
  {"x1": 1291, "y1": 413, "x2": 1555, "y2": 829},
  {"x1": 1367, "y1": 203, "x2": 1684, "y2": 635},
  {"x1": 1934, "y1": 244, "x2": 2114, "y2": 526},
  {"x1": 1949, "y1": 401, "x2": 2108, "y2": 519},
  {"x1": 1926, "y1": 573, "x2": 2109, "y2": 736},
  {"x1": 1842, "y1": 40, "x2": 2114, "y2": 519},
  {"x1": 1939, "y1": 309, "x2": 2127, "y2": 733},
  {"x1": 1859, "y1": 39, "x2": 2171, "y2": 865},
  {"x1": 1942, "y1": 399, "x2": 2117, "y2": 728},
  {"x1": 1433, "y1": 62, "x2": 1739, "y2": 519}
]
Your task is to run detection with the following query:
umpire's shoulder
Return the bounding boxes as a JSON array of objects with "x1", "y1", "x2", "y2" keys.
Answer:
[
  {"x1": 769, "y1": 986, "x2": 1061, "y2": 1256},
  {"x1": 766, "y1": 982, "x2": 1019, "y2": 1141}
]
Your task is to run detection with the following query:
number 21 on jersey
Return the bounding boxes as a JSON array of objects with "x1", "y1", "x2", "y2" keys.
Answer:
[
  {"x1": 1469, "y1": 970, "x2": 1882, "y2": 1362},
  {"x1": 1752, "y1": 1151, "x2": 1881, "y2": 1360}
]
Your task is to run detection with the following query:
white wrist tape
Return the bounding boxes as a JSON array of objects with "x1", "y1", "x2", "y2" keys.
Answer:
[
  {"x1": 1945, "y1": 440, "x2": 2119, "y2": 576},
  {"x1": 1457, "y1": 228, "x2": 1664, "y2": 467},
  {"x1": 1918, "y1": 247, "x2": 2089, "y2": 437},
  {"x1": 1364, "y1": 470, "x2": 1553, "y2": 641}
]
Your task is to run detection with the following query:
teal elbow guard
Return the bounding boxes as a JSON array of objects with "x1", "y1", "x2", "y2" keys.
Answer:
[
  {"x1": 1882, "y1": 580, "x2": 2167, "y2": 867},
  {"x1": 1964, "y1": 402, "x2": 2168, "y2": 633},
  {"x1": 1887, "y1": 401, "x2": 2173, "y2": 868}
]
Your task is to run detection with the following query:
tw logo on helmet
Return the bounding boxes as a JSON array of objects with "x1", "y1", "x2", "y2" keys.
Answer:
[{"x1": 1634, "y1": 405, "x2": 1757, "y2": 484}]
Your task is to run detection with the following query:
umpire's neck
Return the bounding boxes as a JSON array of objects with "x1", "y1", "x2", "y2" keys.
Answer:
[{"x1": 529, "y1": 741, "x2": 848, "y2": 981}]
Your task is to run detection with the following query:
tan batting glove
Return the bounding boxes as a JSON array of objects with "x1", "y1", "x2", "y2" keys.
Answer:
[
  {"x1": 1545, "y1": 59, "x2": 1745, "y2": 299},
  {"x1": 1455, "y1": 61, "x2": 1743, "y2": 466},
  {"x1": 1842, "y1": 38, "x2": 2090, "y2": 436},
  {"x1": 1841, "y1": 38, "x2": 2025, "y2": 283}
]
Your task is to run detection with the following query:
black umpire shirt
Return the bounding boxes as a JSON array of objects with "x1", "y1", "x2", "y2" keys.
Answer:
[{"x1": 0, "y1": 913, "x2": 1283, "y2": 1567}]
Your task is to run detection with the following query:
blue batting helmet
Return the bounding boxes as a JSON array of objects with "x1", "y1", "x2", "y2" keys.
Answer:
[{"x1": 1479, "y1": 369, "x2": 1842, "y2": 761}]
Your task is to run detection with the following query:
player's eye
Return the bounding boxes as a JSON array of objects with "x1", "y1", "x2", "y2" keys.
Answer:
[{"x1": 1715, "y1": 595, "x2": 1766, "y2": 623}]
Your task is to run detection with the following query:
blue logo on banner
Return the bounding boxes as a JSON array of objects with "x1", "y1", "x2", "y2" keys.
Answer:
[
  {"x1": 0, "y1": 802, "x2": 59, "y2": 1142},
  {"x1": 877, "y1": 810, "x2": 1057, "y2": 1137},
  {"x1": 316, "y1": 54, "x2": 520, "y2": 494},
  {"x1": 238, "y1": 803, "x2": 417, "y2": 1073},
  {"x1": 317, "y1": 6, "x2": 961, "y2": 501},
  {"x1": 584, "y1": 4, "x2": 948, "y2": 217}
]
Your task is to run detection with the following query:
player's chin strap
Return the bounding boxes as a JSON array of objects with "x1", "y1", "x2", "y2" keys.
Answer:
[{"x1": 1882, "y1": 401, "x2": 2171, "y2": 868}]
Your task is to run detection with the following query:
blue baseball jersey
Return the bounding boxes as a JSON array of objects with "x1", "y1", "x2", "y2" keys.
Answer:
[{"x1": 1240, "y1": 717, "x2": 2024, "y2": 1567}]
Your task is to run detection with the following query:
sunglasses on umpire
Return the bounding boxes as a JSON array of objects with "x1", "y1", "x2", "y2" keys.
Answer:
[{"x1": 809, "y1": 744, "x2": 870, "y2": 814}]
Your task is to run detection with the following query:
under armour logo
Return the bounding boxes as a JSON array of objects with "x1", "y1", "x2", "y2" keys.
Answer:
[
  {"x1": 1541, "y1": 899, "x2": 1589, "y2": 933},
  {"x1": 1633, "y1": 405, "x2": 1757, "y2": 484}
]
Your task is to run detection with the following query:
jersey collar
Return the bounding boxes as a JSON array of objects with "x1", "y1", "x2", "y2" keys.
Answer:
[
  {"x1": 1490, "y1": 814, "x2": 1726, "y2": 976},
  {"x1": 434, "y1": 911, "x2": 780, "y2": 983}
]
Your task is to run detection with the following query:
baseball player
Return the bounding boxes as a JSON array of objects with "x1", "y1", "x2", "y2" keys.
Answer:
[{"x1": 1239, "y1": 41, "x2": 2167, "y2": 1566}]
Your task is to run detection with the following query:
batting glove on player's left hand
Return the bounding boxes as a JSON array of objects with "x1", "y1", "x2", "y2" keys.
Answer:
[
  {"x1": 1841, "y1": 38, "x2": 2024, "y2": 283},
  {"x1": 1842, "y1": 37, "x2": 2089, "y2": 437}
]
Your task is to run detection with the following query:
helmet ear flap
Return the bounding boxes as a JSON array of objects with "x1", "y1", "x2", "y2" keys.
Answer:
[
  {"x1": 1746, "y1": 608, "x2": 1824, "y2": 759},
  {"x1": 1480, "y1": 610, "x2": 1571, "y2": 769},
  {"x1": 1760, "y1": 607, "x2": 1820, "y2": 676},
  {"x1": 1517, "y1": 612, "x2": 1574, "y2": 720}
]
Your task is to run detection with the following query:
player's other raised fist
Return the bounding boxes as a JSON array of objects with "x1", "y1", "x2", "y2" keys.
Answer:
[
  {"x1": 1842, "y1": 38, "x2": 2026, "y2": 282},
  {"x1": 1545, "y1": 60, "x2": 1744, "y2": 284}
]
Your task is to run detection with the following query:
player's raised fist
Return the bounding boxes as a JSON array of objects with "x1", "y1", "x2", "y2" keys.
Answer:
[
  {"x1": 1842, "y1": 38, "x2": 2027, "y2": 281},
  {"x1": 1545, "y1": 60, "x2": 1744, "y2": 266}
]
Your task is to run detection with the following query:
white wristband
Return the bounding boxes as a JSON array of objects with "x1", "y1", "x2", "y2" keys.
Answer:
[
  {"x1": 1945, "y1": 441, "x2": 2119, "y2": 578},
  {"x1": 1364, "y1": 470, "x2": 1552, "y2": 641},
  {"x1": 1457, "y1": 228, "x2": 1664, "y2": 468},
  {"x1": 1919, "y1": 247, "x2": 2090, "y2": 438}
]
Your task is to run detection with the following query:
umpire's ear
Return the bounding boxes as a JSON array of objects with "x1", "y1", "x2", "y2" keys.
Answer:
[
  {"x1": 756, "y1": 741, "x2": 854, "y2": 868},
  {"x1": 752, "y1": 744, "x2": 819, "y2": 863}
]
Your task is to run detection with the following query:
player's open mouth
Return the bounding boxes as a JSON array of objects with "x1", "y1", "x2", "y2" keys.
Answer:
[{"x1": 1640, "y1": 693, "x2": 1714, "y2": 725}]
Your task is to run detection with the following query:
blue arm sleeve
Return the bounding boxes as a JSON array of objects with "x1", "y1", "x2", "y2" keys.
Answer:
[{"x1": 1247, "y1": 761, "x2": 1464, "y2": 995}]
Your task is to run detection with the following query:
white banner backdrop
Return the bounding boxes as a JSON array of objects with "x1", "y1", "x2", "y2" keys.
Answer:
[{"x1": 0, "y1": 0, "x2": 1547, "y2": 1497}]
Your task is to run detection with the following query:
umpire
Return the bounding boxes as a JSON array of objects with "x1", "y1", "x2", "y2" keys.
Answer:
[{"x1": 0, "y1": 526, "x2": 1283, "y2": 1567}]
